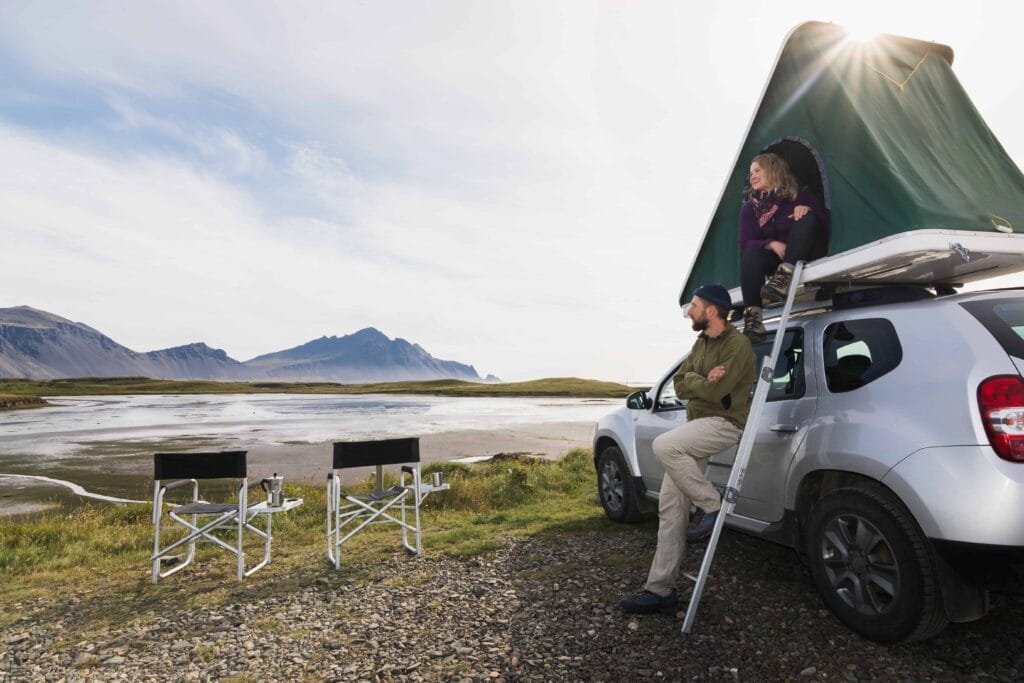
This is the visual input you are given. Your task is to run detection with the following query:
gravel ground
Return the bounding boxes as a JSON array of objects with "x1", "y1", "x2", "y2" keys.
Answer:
[{"x1": 2, "y1": 528, "x2": 1022, "y2": 681}]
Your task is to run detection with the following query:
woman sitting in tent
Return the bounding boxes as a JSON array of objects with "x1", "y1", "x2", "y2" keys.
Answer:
[{"x1": 739, "y1": 152, "x2": 829, "y2": 343}]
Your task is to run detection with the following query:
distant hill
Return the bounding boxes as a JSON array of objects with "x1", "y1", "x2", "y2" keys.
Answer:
[
  {"x1": 244, "y1": 327, "x2": 480, "y2": 382},
  {"x1": 143, "y1": 342, "x2": 248, "y2": 380},
  {"x1": 0, "y1": 306, "x2": 483, "y2": 383}
]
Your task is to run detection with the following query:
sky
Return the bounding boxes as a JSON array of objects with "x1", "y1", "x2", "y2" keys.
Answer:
[{"x1": 2, "y1": 1, "x2": 1024, "y2": 383}]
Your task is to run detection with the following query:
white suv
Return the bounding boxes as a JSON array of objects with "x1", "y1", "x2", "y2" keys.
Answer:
[{"x1": 594, "y1": 286, "x2": 1024, "y2": 642}]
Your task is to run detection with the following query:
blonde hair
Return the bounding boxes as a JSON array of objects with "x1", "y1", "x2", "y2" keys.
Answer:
[{"x1": 752, "y1": 152, "x2": 799, "y2": 200}]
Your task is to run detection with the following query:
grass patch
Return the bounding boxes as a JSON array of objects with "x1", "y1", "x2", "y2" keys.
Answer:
[
  {"x1": 0, "y1": 449, "x2": 639, "y2": 632},
  {"x1": 0, "y1": 392, "x2": 49, "y2": 410},
  {"x1": 0, "y1": 376, "x2": 640, "y2": 399},
  {"x1": 195, "y1": 643, "x2": 216, "y2": 662}
]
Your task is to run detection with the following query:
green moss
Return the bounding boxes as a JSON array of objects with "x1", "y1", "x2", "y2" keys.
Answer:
[{"x1": 0, "y1": 376, "x2": 641, "y2": 399}]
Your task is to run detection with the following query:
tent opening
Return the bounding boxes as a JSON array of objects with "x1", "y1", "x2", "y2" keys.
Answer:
[{"x1": 762, "y1": 137, "x2": 830, "y2": 218}]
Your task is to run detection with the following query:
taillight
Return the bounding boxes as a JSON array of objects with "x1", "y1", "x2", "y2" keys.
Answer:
[{"x1": 978, "y1": 375, "x2": 1024, "y2": 462}]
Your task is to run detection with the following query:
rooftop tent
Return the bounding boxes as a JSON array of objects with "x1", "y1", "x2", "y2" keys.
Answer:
[{"x1": 679, "y1": 21, "x2": 1024, "y2": 305}]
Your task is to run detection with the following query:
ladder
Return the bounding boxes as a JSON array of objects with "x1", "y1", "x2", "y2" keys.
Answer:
[{"x1": 681, "y1": 260, "x2": 805, "y2": 635}]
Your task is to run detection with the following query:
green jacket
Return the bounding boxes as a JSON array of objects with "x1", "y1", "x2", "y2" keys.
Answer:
[{"x1": 673, "y1": 324, "x2": 756, "y2": 429}]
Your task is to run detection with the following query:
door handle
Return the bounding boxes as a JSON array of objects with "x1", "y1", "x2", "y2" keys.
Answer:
[{"x1": 770, "y1": 423, "x2": 799, "y2": 433}]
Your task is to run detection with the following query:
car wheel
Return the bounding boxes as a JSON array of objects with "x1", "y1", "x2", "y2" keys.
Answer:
[
  {"x1": 596, "y1": 444, "x2": 642, "y2": 523},
  {"x1": 804, "y1": 486, "x2": 948, "y2": 643}
]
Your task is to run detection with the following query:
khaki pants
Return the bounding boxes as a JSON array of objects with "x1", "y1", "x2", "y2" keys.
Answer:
[{"x1": 644, "y1": 416, "x2": 743, "y2": 596}]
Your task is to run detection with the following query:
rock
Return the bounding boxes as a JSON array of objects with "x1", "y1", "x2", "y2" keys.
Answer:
[{"x1": 72, "y1": 652, "x2": 98, "y2": 666}]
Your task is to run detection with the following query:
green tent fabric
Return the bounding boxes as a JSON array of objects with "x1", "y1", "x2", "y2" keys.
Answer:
[{"x1": 680, "y1": 21, "x2": 1024, "y2": 305}]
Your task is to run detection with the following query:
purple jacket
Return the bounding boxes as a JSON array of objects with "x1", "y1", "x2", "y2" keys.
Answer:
[{"x1": 738, "y1": 189, "x2": 829, "y2": 250}]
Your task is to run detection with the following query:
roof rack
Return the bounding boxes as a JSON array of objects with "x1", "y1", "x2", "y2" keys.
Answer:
[{"x1": 686, "y1": 229, "x2": 1024, "y2": 320}]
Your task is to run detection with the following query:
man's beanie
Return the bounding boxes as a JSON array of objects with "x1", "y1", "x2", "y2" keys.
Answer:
[{"x1": 693, "y1": 283, "x2": 733, "y2": 313}]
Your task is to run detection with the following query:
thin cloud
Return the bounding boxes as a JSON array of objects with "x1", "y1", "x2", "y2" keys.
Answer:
[{"x1": 106, "y1": 95, "x2": 268, "y2": 175}]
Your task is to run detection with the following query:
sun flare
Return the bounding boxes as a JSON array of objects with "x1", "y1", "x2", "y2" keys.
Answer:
[{"x1": 840, "y1": 19, "x2": 881, "y2": 43}]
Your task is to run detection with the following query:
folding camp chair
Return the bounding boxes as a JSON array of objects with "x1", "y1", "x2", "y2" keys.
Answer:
[
  {"x1": 326, "y1": 437, "x2": 449, "y2": 570},
  {"x1": 151, "y1": 450, "x2": 301, "y2": 583}
]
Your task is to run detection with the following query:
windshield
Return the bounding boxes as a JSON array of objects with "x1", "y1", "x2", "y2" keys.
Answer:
[{"x1": 961, "y1": 297, "x2": 1024, "y2": 359}]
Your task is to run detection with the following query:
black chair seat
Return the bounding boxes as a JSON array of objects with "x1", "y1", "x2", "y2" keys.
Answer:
[
  {"x1": 176, "y1": 502, "x2": 239, "y2": 515},
  {"x1": 351, "y1": 485, "x2": 407, "y2": 502}
]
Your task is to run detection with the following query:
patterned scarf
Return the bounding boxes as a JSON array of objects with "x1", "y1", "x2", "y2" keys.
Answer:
[{"x1": 749, "y1": 190, "x2": 784, "y2": 228}]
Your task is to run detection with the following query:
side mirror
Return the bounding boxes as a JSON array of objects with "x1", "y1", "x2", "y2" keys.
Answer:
[{"x1": 626, "y1": 390, "x2": 652, "y2": 410}]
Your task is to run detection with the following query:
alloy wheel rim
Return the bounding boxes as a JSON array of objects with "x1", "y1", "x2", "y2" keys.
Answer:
[
  {"x1": 820, "y1": 512, "x2": 900, "y2": 615},
  {"x1": 600, "y1": 459, "x2": 624, "y2": 511}
]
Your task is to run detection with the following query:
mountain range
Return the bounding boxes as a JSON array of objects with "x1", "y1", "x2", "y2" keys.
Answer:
[{"x1": 0, "y1": 306, "x2": 487, "y2": 383}]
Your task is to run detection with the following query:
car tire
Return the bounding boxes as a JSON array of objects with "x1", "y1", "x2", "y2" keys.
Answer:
[
  {"x1": 804, "y1": 486, "x2": 948, "y2": 643},
  {"x1": 596, "y1": 444, "x2": 643, "y2": 523}
]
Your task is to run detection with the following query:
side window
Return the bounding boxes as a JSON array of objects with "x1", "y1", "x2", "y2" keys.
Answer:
[
  {"x1": 823, "y1": 318, "x2": 902, "y2": 393},
  {"x1": 751, "y1": 328, "x2": 805, "y2": 401},
  {"x1": 656, "y1": 364, "x2": 686, "y2": 411}
]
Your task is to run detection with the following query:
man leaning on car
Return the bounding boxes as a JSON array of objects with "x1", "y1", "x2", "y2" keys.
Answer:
[{"x1": 619, "y1": 283, "x2": 756, "y2": 615}]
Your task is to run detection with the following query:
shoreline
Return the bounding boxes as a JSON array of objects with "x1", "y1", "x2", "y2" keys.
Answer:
[{"x1": 0, "y1": 376, "x2": 639, "y2": 401}]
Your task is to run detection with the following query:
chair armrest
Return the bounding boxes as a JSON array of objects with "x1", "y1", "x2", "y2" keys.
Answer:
[
  {"x1": 161, "y1": 478, "x2": 198, "y2": 492},
  {"x1": 154, "y1": 479, "x2": 198, "y2": 523}
]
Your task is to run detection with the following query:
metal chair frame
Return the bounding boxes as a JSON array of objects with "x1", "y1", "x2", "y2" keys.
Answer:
[
  {"x1": 151, "y1": 451, "x2": 272, "y2": 582},
  {"x1": 327, "y1": 438, "x2": 447, "y2": 569}
]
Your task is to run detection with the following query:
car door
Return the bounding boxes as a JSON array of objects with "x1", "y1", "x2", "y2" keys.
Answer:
[
  {"x1": 633, "y1": 361, "x2": 687, "y2": 493},
  {"x1": 706, "y1": 324, "x2": 817, "y2": 521}
]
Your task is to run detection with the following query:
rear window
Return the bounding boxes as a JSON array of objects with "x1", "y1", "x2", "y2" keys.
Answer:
[
  {"x1": 961, "y1": 298, "x2": 1024, "y2": 359},
  {"x1": 822, "y1": 318, "x2": 902, "y2": 393}
]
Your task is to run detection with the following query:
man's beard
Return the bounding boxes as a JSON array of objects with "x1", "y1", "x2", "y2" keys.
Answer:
[{"x1": 691, "y1": 317, "x2": 708, "y2": 332}]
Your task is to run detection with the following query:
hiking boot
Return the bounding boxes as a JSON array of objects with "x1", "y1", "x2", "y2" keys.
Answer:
[
  {"x1": 686, "y1": 509, "x2": 720, "y2": 543},
  {"x1": 761, "y1": 263, "x2": 794, "y2": 306},
  {"x1": 618, "y1": 589, "x2": 679, "y2": 615},
  {"x1": 742, "y1": 306, "x2": 766, "y2": 344}
]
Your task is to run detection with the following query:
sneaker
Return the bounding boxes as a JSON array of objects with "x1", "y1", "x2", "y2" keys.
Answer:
[
  {"x1": 742, "y1": 306, "x2": 766, "y2": 344},
  {"x1": 686, "y1": 509, "x2": 720, "y2": 543},
  {"x1": 618, "y1": 589, "x2": 678, "y2": 615},
  {"x1": 760, "y1": 263, "x2": 794, "y2": 306}
]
